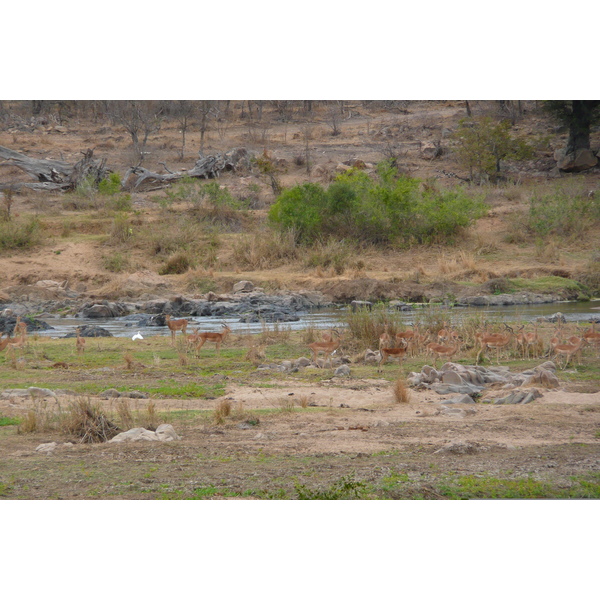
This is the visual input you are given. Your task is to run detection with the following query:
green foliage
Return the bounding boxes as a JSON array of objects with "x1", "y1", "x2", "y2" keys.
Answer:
[
  {"x1": 295, "y1": 474, "x2": 369, "y2": 499},
  {"x1": 0, "y1": 415, "x2": 20, "y2": 427},
  {"x1": 107, "y1": 194, "x2": 132, "y2": 212},
  {"x1": 109, "y1": 214, "x2": 133, "y2": 245},
  {"x1": 268, "y1": 163, "x2": 486, "y2": 246},
  {"x1": 453, "y1": 117, "x2": 535, "y2": 182},
  {"x1": 103, "y1": 252, "x2": 128, "y2": 273},
  {"x1": 98, "y1": 173, "x2": 122, "y2": 196},
  {"x1": 0, "y1": 216, "x2": 42, "y2": 250},
  {"x1": 526, "y1": 183, "x2": 600, "y2": 238}
]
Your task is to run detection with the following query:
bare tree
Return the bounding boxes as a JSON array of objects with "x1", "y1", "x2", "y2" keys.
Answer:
[
  {"x1": 198, "y1": 101, "x2": 217, "y2": 155},
  {"x1": 108, "y1": 101, "x2": 165, "y2": 163},
  {"x1": 172, "y1": 101, "x2": 197, "y2": 160}
]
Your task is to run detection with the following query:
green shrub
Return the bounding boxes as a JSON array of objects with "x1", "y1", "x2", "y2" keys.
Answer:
[
  {"x1": 526, "y1": 183, "x2": 600, "y2": 238},
  {"x1": 108, "y1": 194, "x2": 132, "y2": 212},
  {"x1": 98, "y1": 173, "x2": 122, "y2": 196},
  {"x1": 452, "y1": 117, "x2": 535, "y2": 182},
  {"x1": 109, "y1": 214, "x2": 132, "y2": 245},
  {"x1": 268, "y1": 162, "x2": 486, "y2": 246},
  {"x1": 103, "y1": 252, "x2": 128, "y2": 273},
  {"x1": 0, "y1": 216, "x2": 42, "y2": 250}
]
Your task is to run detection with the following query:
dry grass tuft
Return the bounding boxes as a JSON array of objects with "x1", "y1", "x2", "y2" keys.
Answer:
[
  {"x1": 17, "y1": 399, "x2": 56, "y2": 434},
  {"x1": 142, "y1": 402, "x2": 159, "y2": 430},
  {"x1": 393, "y1": 377, "x2": 411, "y2": 404},
  {"x1": 116, "y1": 398, "x2": 134, "y2": 430},
  {"x1": 61, "y1": 397, "x2": 121, "y2": 443},
  {"x1": 214, "y1": 399, "x2": 232, "y2": 424}
]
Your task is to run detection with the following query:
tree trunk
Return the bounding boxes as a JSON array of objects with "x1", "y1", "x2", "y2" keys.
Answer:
[{"x1": 566, "y1": 100, "x2": 597, "y2": 154}]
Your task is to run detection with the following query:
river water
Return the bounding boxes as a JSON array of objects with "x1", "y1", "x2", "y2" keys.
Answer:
[{"x1": 34, "y1": 300, "x2": 600, "y2": 339}]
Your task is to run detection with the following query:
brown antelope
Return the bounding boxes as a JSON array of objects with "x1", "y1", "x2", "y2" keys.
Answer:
[
  {"x1": 524, "y1": 324, "x2": 541, "y2": 359},
  {"x1": 580, "y1": 323, "x2": 600, "y2": 354},
  {"x1": 13, "y1": 316, "x2": 27, "y2": 337},
  {"x1": 379, "y1": 324, "x2": 392, "y2": 352},
  {"x1": 515, "y1": 325, "x2": 527, "y2": 359},
  {"x1": 551, "y1": 336, "x2": 587, "y2": 368},
  {"x1": 165, "y1": 314, "x2": 189, "y2": 345},
  {"x1": 395, "y1": 326, "x2": 421, "y2": 356},
  {"x1": 75, "y1": 327, "x2": 86, "y2": 354},
  {"x1": 0, "y1": 333, "x2": 12, "y2": 352},
  {"x1": 307, "y1": 329, "x2": 343, "y2": 368},
  {"x1": 437, "y1": 322, "x2": 458, "y2": 343},
  {"x1": 426, "y1": 339, "x2": 461, "y2": 368},
  {"x1": 476, "y1": 325, "x2": 513, "y2": 365},
  {"x1": 191, "y1": 323, "x2": 232, "y2": 355},
  {"x1": 378, "y1": 342, "x2": 408, "y2": 372}
]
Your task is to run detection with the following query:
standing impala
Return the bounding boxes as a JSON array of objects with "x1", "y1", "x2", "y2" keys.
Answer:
[
  {"x1": 426, "y1": 339, "x2": 461, "y2": 368},
  {"x1": 378, "y1": 341, "x2": 408, "y2": 372},
  {"x1": 191, "y1": 323, "x2": 232, "y2": 355},
  {"x1": 165, "y1": 314, "x2": 189, "y2": 345},
  {"x1": 307, "y1": 329, "x2": 343, "y2": 368}
]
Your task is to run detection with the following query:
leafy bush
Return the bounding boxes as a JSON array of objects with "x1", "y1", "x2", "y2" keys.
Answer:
[
  {"x1": 268, "y1": 162, "x2": 486, "y2": 246},
  {"x1": 452, "y1": 117, "x2": 535, "y2": 182},
  {"x1": 98, "y1": 172, "x2": 122, "y2": 196},
  {"x1": 526, "y1": 183, "x2": 600, "y2": 238},
  {"x1": 0, "y1": 216, "x2": 42, "y2": 250}
]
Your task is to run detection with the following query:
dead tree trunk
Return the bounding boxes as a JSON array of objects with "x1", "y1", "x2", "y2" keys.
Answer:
[
  {"x1": 0, "y1": 146, "x2": 110, "y2": 192},
  {"x1": 121, "y1": 148, "x2": 250, "y2": 190}
]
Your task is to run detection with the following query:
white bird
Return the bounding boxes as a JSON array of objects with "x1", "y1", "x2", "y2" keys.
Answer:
[{"x1": 132, "y1": 332, "x2": 143, "y2": 341}]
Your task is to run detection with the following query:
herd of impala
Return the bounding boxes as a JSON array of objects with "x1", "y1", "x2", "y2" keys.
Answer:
[{"x1": 1, "y1": 312, "x2": 599, "y2": 372}]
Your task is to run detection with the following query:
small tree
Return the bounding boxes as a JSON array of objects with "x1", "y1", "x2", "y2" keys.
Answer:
[{"x1": 452, "y1": 117, "x2": 534, "y2": 182}]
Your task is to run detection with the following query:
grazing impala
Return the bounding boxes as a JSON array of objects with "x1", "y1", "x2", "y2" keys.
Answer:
[
  {"x1": 165, "y1": 314, "x2": 189, "y2": 345},
  {"x1": 551, "y1": 336, "x2": 587, "y2": 368},
  {"x1": 307, "y1": 329, "x2": 343, "y2": 368},
  {"x1": 191, "y1": 323, "x2": 232, "y2": 355},
  {"x1": 426, "y1": 339, "x2": 461, "y2": 367}
]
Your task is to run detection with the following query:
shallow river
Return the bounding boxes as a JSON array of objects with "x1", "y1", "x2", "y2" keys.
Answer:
[{"x1": 34, "y1": 300, "x2": 600, "y2": 339}]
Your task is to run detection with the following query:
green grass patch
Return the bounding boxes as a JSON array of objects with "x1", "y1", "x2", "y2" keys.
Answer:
[{"x1": 0, "y1": 416, "x2": 20, "y2": 427}]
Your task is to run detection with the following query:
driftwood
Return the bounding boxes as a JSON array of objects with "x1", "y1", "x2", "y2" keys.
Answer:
[
  {"x1": 1, "y1": 145, "x2": 250, "y2": 193},
  {"x1": 122, "y1": 147, "x2": 250, "y2": 190},
  {"x1": 0, "y1": 145, "x2": 110, "y2": 192}
]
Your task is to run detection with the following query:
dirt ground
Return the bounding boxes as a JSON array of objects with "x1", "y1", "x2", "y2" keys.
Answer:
[{"x1": 1, "y1": 373, "x2": 599, "y2": 499}]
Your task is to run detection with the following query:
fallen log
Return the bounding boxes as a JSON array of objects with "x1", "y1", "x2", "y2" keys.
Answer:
[
  {"x1": 122, "y1": 147, "x2": 250, "y2": 190},
  {"x1": 0, "y1": 145, "x2": 110, "y2": 192}
]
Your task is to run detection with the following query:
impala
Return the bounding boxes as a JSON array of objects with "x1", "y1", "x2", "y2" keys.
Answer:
[
  {"x1": 191, "y1": 323, "x2": 232, "y2": 355},
  {"x1": 379, "y1": 324, "x2": 392, "y2": 352},
  {"x1": 551, "y1": 336, "x2": 587, "y2": 368},
  {"x1": 165, "y1": 314, "x2": 189, "y2": 345},
  {"x1": 307, "y1": 329, "x2": 343, "y2": 368},
  {"x1": 426, "y1": 339, "x2": 461, "y2": 367},
  {"x1": 395, "y1": 325, "x2": 420, "y2": 356},
  {"x1": 0, "y1": 333, "x2": 11, "y2": 352},
  {"x1": 75, "y1": 327, "x2": 86, "y2": 354},
  {"x1": 476, "y1": 325, "x2": 513, "y2": 365},
  {"x1": 378, "y1": 343, "x2": 408, "y2": 372}
]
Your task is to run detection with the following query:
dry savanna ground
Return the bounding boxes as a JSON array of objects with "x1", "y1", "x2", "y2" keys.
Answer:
[{"x1": 1, "y1": 100, "x2": 600, "y2": 500}]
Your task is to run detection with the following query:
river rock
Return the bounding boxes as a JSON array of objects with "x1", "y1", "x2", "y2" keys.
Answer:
[
  {"x1": 0, "y1": 315, "x2": 54, "y2": 334},
  {"x1": 555, "y1": 148, "x2": 598, "y2": 172},
  {"x1": 233, "y1": 280, "x2": 254, "y2": 293},
  {"x1": 80, "y1": 301, "x2": 130, "y2": 319},
  {"x1": 334, "y1": 364, "x2": 351, "y2": 377},
  {"x1": 63, "y1": 325, "x2": 112, "y2": 338},
  {"x1": 441, "y1": 394, "x2": 475, "y2": 404},
  {"x1": 441, "y1": 370, "x2": 465, "y2": 385},
  {"x1": 108, "y1": 425, "x2": 180, "y2": 443}
]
